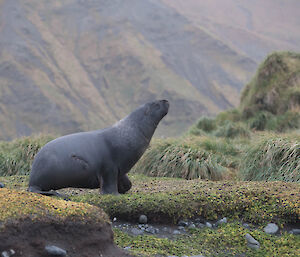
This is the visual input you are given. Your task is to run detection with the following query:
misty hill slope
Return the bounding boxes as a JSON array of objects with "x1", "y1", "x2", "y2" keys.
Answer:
[
  {"x1": 0, "y1": 0, "x2": 277, "y2": 140},
  {"x1": 163, "y1": 0, "x2": 300, "y2": 62}
]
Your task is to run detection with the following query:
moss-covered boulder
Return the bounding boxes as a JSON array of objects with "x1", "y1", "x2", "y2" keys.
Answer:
[{"x1": 0, "y1": 188, "x2": 132, "y2": 257}]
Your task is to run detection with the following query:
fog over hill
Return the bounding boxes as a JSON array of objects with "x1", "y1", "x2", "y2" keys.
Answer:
[{"x1": 0, "y1": 0, "x2": 299, "y2": 140}]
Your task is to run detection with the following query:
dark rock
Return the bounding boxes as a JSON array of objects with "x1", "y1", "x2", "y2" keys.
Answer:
[
  {"x1": 139, "y1": 214, "x2": 148, "y2": 224},
  {"x1": 245, "y1": 233, "x2": 260, "y2": 249},
  {"x1": 173, "y1": 229, "x2": 181, "y2": 235},
  {"x1": 205, "y1": 222, "x2": 212, "y2": 228},
  {"x1": 216, "y1": 217, "x2": 227, "y2": 226},
  {"x1": 289, "y1": 229, "x2": 300, "y2": 235},
  {"x1": 145, "y1": 226, "x2": 156, "y2": 234},
  {"x1": 45, "y1": 245, "x2": 67, "y2": 256},
  {"x1": 196, "y1": 223, "x2": 205, "y2": 229},
  {"x1": 188, "y1": 223, "x2": 196, "y2": 229},
  {"x1": 131, "y1": 228, "x2": 144, "y2": 236},
  {"x1": 264, "y1": 223, "x2": 278, "y2": 234},
  {"x1": 178, "y1": 220, "x2": 189, "y2": 227},
  {"x1": 178, "y1": 226, "x2": 185, "y2": 231},
  {"x1": 0, "y1": 183, "x2": 4, "y2": 188}
]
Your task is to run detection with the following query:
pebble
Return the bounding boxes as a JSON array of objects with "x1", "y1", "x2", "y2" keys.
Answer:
[
  {"x1": 1, "y1": 249, "x2": 15, "y2": 257},
  {"x1": 178, "y1": 220, "x2": 189, "y2": 227},
  {"x1": 45, "y1": 245, "x2": 67, "y2": 256},
  {"x1": 216, "y1": 217, "x2": 227, "y2": 226},
  {"x1": 289, "y1": 229, "x2": 300, "y2": 235},
  {"x1": 131, "y1": 228, "x2": 144, "y2": 236},
  {"x1": 173, "y1": 229, "x2": 181, "y2": 235},
  {"x1": 178, "y1": 226, "x2": 185, "y2": 231},
  {"x1": 264, "y1": 223, "x2": 279, "y2": 234},
  {"x1": 205, "y1": 222, "x2": 212, "y2": 228},
  {"x1": 245, "y1": 233, "x2": 260, "y2": 249},
  {"x1": 113, "y1": 217, "x2": 117, "y2": 222},
  {"x1": 188, "y1": 223, "x2": 196, "y2": 229},
  {"x1": 145, "y1": 227, "x2": 157, "y2": 234},
  {"x1": 139, "y1": 214, "x2": 148, "y2": 224},
  {"x1": 243, "y1": 223, "x2": 250, "y2": 229},
  {"x1": 196, "y1": 223, "x2": 205, "y2": 229},
  {"x1": 0, "y1": 183, "x2": 4, "y2": 188}
]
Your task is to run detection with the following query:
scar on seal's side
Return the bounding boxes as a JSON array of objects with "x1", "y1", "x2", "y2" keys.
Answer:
[{"x1": 28, "y1": 100, "x2": 169, "y2": 196}]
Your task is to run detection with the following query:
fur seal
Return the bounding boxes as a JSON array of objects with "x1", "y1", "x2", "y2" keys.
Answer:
[{"x1": 28, "y1": 99, "x2": 169, "y2": 195}]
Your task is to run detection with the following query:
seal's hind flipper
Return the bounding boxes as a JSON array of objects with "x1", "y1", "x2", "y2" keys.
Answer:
[{"x1": 27, "y1": 186, "x2": 68, "y2": 199}]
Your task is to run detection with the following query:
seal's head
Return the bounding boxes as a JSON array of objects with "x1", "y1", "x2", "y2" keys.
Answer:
[
  {"x1": 144, "y1": 99, "x2": 169, "y2": 126},
  {"x1": 126, "y1": 99, "x2": 169, "y2": 140}
]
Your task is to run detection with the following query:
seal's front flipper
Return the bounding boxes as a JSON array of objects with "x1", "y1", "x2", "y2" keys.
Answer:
[
  {"x1": 118, "y1": 174, "x2": 132, "y2": 194},
  {"x1": 27, "y1": 186, "x2": 68, "y2": 199}
]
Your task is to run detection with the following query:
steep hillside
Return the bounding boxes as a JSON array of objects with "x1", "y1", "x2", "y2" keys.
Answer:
[
  {"x1": 163, "y1": 0, "x2": 300, "y2": 62},
  {"x1": 0, "y1": 0, "x2": 257, "y2": 140}
]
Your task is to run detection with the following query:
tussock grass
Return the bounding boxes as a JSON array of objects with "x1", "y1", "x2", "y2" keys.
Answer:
[
  {"x1": 0, "y1": 135, "x2": 54, "y2": 176},
  {"x1": 214, "y1": 121, "x2": 251, "y2": 138},
  {"x1": 132, "y1": 136, "x2": 243, "y2": 180},
  {"x1": 240, "y1": 133, "x2": 300, "y2": 182}
]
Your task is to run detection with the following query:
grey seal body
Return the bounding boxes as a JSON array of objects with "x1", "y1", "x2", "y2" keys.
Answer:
[{"x1": 28, "y1": 100, "x2": 169, "y2": 195}]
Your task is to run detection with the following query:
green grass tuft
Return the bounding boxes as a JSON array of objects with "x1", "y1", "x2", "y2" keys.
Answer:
[
  {"x1": 132, "y1": 136, "x2": 244, "y2": 180},
  {"x1": 0, "y1": 134, "x2": 54, "y2": 176},
  {"x1": 214, "y1": 121, "x2": 251, "y2": 138},
  {"x1": 240, "y1": 133, "x2": 300, "y2": 182}
]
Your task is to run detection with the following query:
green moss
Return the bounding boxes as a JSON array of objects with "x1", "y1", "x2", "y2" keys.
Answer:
[
  {"x1": 70, "y1": 174, "x2": 299, "y2": 226},
  {"x1": 114, "y1": 223, "x2": 300, "y2": 257},
  {"x1": 0, "y1": 188, "x2": 109, "y2": 226}
]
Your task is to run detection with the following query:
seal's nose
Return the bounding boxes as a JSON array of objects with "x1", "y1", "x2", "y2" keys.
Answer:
[{"x1": 160, "y1": 99, "x2": 169, "y2": 109}]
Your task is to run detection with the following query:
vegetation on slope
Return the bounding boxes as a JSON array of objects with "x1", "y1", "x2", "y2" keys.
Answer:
[
  {"x1": 241, "y1": 52, "x2": 300, "y2": 116},
  {"x1": 0, "y1": 135, "x2": 53, "y2": 176}
]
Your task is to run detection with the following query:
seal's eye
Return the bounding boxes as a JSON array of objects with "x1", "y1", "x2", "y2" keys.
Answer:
[{"x1": 153, "y1": 103, "x2": 160, "y2": 110}]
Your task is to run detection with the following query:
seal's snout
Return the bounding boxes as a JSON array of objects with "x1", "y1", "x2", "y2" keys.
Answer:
[{"x1": 160, "y1": 99, "x2": 169, "y2": 110}]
